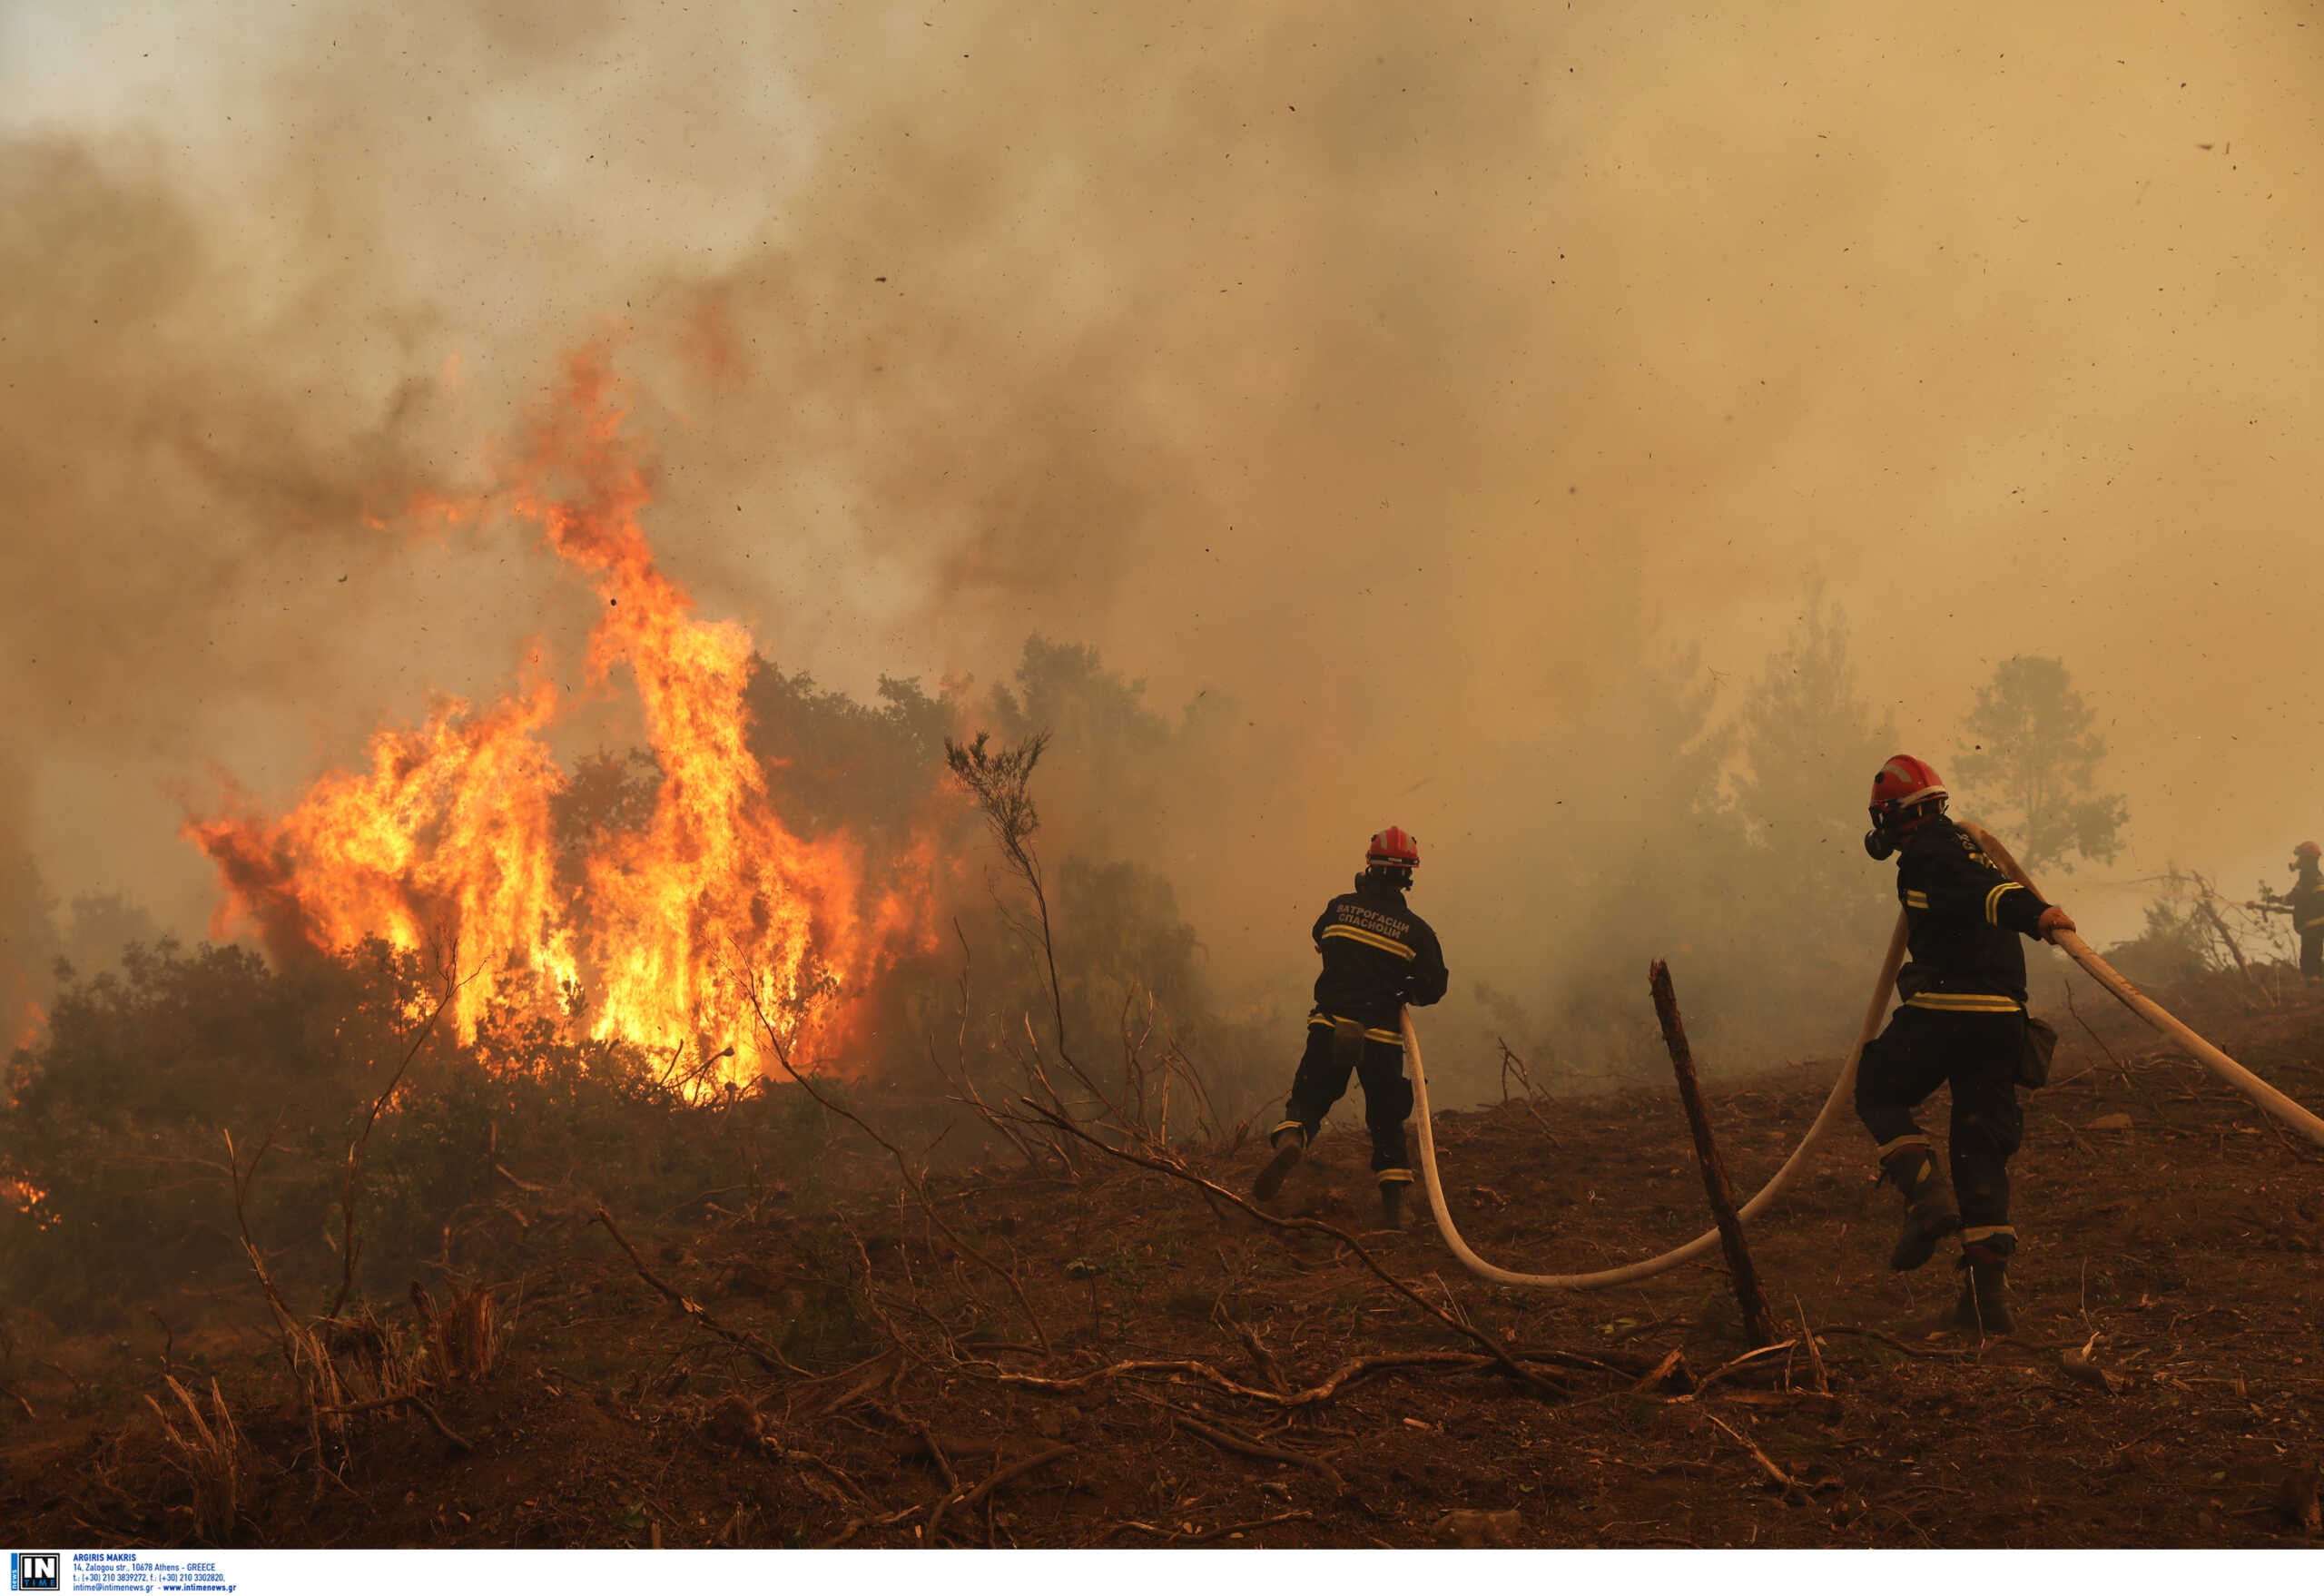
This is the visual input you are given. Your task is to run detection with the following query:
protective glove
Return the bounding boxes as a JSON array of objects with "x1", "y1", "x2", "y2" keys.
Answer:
[{"x1": 2036, "y1": 906, "x2": 2077, "y2": 944}]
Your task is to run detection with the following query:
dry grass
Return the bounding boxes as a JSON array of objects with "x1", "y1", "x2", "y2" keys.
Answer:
[
  {"x1": 412, "y1": 1280, "x2": 506, "y2": 1384},
  {"x1": 143, "y1": 1375, "x2": 241, "y2": 1542}
]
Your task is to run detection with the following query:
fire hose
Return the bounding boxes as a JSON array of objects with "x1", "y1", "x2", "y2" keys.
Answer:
[
  {"x1": 1958, "y1": 822, "x2": 2324, "y2": 1148},
  {"x1": 1404, "y1": 822, "x2": 2324, "y2": 1293}
]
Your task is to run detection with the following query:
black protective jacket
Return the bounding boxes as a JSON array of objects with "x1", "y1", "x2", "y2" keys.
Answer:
[
  {"x1": 1310, "y1": 876, "x2": 1449, "y2": 1033},
  {"x1": 2261, "y1": 865, "x2": 2324, "y2": 931},
  {"x1": 1891, "y1": 816, "x2": 2053, "y2": 1011}
]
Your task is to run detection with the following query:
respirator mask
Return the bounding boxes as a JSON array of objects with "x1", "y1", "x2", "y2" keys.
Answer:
[
  {"x1": 1865, "y1": 794, "x2": 1941, "y2": 859},
  {"x1": 1864, "y1": 813, "x2": 1897, "y2": 861}
]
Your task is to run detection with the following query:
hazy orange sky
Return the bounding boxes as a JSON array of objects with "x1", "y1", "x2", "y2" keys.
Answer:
[{"x1": 5, "y1": 1, "x2": 2319, "y2": 999}]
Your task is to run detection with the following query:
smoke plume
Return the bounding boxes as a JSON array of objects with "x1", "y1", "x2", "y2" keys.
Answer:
[{"x1": 6, "y1": 2, "x2": 2321, "y2": 1079}]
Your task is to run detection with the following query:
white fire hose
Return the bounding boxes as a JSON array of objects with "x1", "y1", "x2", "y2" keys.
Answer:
[
  {"x1": 1959, "y1": 822, "x2": 2324, "y2": 1148},
  {"x1": 1405, "y1": 822, "x2": 2324, "y2": 1292}
]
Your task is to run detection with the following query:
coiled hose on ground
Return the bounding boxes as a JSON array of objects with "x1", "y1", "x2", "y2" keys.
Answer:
[{"x1": 1406, "y1": 822, "x2": 2324, "y2": 1292}]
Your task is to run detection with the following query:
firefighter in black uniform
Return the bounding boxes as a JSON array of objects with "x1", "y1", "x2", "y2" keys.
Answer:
[
  {"x1": 2249, "y1": 841, "x2": 2324, "y2": 983},
  {"x1": 1251, "y1": 827, "x2": 1449, "y2": 1228},
  {"x1": 1856, "y1": 755, "x2": 2076, "y2": 1334}
]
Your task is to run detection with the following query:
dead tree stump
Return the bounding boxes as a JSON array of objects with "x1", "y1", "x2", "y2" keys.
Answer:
[{"x1": 1649, "y1": 959, "x2": 1777, "y2": 1347}]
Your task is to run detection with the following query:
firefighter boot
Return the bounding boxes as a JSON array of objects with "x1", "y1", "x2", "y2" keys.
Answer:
[
  {"x1": 1377, "y1": 1177, "x2": 1408, "y2": 1231},
  {"x1": 1879, "y1": 1143, "x2": 1960, "y2": 1272},
  {"x1": 1252, "y1": 1127, "x2": 1305, "y2": 1201},
  {"x1": 1945, "y1": 1240, "x2": 2015, "y2": 1335}
]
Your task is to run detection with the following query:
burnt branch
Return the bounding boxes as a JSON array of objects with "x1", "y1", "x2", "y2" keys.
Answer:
[
  {"x1": 328, "y1": 937, "x2": 477, "y2": 1319},
  {"x1": 925, "y1": 1443, "x2": 1075, "y2": 1543},
  {"x1": 736, "y1": 973, "x2": 1053, "y2": 1356},
  {"x1": 589, "y1": 1206, "x2": 807, "y2": 1377},
  {"x1": 1012, "y1": 1098, "x2": 1563, "y2": 1398},
  {"x1": 945, "y1": 730, "x2": 1131, "y2": 1138},
  {"x1": 1166, "y1": 1406, "x2": 1347, "y2": 1496}
]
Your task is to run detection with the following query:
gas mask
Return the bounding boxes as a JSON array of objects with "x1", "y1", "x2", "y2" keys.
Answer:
[
  {"x1": 1866, "y1": 796, "x2": 1943, "y2": 860},
  {"x1": 1864, "y1": 802, "x2": 1911, "y2": 860}
]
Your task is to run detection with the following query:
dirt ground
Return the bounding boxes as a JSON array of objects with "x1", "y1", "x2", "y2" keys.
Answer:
[{"x1": 7, "y1": 972, "x2": 2324, "y2": 1550}]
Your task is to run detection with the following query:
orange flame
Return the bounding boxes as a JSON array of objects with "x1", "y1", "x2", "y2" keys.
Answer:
[{"x1": 188, "y1": 350, "x2": 940, "y2": 1084}]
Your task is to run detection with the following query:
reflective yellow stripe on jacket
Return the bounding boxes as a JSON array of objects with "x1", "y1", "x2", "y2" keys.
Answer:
[
  {"x1": 1902, "y1": 991, "x2": 2024, "y2": 1014},
  {"x1": 1318, "y1": 923, "x2": 1416, "y2": 960},
  {"x1": 1307, "y1": 1011, "x2": 1405, "y2": 1046}
]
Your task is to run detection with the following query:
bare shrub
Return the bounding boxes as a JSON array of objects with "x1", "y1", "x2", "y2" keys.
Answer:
[{"x1": 322, "y1": 1308, "x2": 420, "y2": 1404}]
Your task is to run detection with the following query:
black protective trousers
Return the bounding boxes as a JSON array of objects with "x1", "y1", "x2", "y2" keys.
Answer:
[
  {"x1": 2301, "y1": 925, "x2": 2321, "y2": 982},
  {"x1": 1854, "y1": 1005, "x2": 2024, "y2": 1237},
  {"x1": 1279, "y1": 1018, "x2": 1414, "y2": 1175}
]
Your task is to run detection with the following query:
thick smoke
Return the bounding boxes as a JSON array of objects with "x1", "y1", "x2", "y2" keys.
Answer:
[{"x1": 5, "y1": 3, "x2": 2321, "y2": 1081}]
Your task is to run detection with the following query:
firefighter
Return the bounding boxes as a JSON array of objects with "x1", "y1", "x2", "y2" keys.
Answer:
[
  {"x1": 1856, "y1": 755, "x2": 2076, "y2": 1334},
  {"x1": 2248, "y1": 842, "x2": 2324, "y2": 983},
  {"x1": 1251, "y1": 827, "x2": 1450, "y2": 1228}
]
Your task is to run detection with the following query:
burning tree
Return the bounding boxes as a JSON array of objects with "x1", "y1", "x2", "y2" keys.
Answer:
[{"x1": 183, "y1": 350, "x2": 943, "y2": 1086}]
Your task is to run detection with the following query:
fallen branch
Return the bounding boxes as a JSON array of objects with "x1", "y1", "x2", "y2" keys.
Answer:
[
  {"x1": 1111, "y1": 1510, "x2": 1318, "y2": 1543},
  {"x1": 1816, "y1": 1325, "x2": 1971, "y2": 1361},
  {"x1": 317, "y1": 1392, "x2": 472, "y2": 1453},
  {"x1": 590, "y1": 1207, "x2": 804, "y2": 1377},
  {"x1": 2059, "y1": 1333, "x2": 2122, "y2": 1394},
  {"x1": 1215, "y1": 1304, "x2": 1291, "y2": 1396},
  {"x1": 962, "y1": 1350, "x2": 1506, "y2": 1409},
  {"x1": 926, "y1": 1443, "x2": 1075, "y2": 1543},
  {"x1": 1796, "y1": 1298, "x2": 1831, "y2": 1396},
  {"x1": 817, "y1": 1502, "x2": 921, "y2": 1549},
  {"x1": 1629, "y1": 1347, "x2": 1689, "y2": 1395},
  {"x1": 784, "y1": 1347, "x2": 906, "y2": 1419},
  {"x1": 1513, "y1": 1345, "x2": 1663, "y2": 1378},
  {"x1": 1170, "y1": 1409, "x2": 1347, "y2": 1496},
  {"x1": 1015, "y1": 1099, "x2": 1563, "y2": 1399},
  {"x1": 877, "y1": 1405, "x2": 959, "y2": 1494},
  {"x1": 1693, "y1": 1340, "x2": 1800, "y2": 1394},
  {"x1": 1703, "y1": 1410, "x2": 1802, "y2": 1498},
  {"x1": 778, "y1": 1444, "x2": 872, "y2": 1502}
]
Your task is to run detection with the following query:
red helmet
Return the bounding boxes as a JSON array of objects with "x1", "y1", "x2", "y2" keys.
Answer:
[
  {"x1": 2297, "y1": 841, "x2": 2321, "y2": 860},
  {"x1": 1868, "y1": 754, "x2": 1947, "y2": 827},
  {"x1": 1365, "y1": 826, "x2": 1420, "y2": 871}
]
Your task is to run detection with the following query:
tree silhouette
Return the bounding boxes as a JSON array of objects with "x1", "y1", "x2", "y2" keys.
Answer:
[
  {"x1": 1954, "y1": 655, "x2": 2128, "y2": 874},
  {"x1": 1731, "y1": 586, "x2": 1898, "y2": 942}
]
